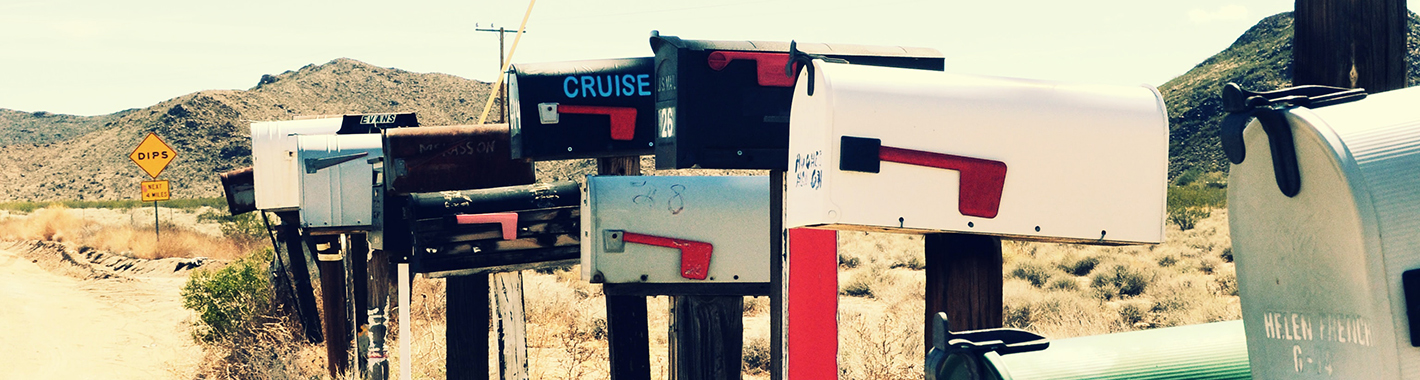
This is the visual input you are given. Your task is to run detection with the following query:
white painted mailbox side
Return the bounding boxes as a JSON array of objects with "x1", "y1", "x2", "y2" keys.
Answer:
[
  {"x1": 581, "y1": 175, "x2": 770, "y2": 283},
  {"x1": 296, "y1": 134, "x2": 382, "y2": 231},
  {"x1": 785, "y1": 61, "x2": 1168, "y2": 244},
  {"x1": 1229, "y1": 87, "x2": 1420, "y2": 379},
  {"x1": 251, "y1": 118, "x2": 344, "y2": 211}
]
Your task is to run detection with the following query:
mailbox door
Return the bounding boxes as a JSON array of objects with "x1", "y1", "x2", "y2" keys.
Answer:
[
  {"x1": 508, "y1": 58, "x2": 656, "y2": 160},
  {"x1": 252, "y1": 118, "x2": 344, "y2": 211},
  {"x1": 786, "y1": 61, "x2": 1167, "y2": 244},
  {"x1": 1228, "y1": 87, "x2": 1420, "y2": 379},
  {"x1": 218, "y1": 166, "x2": 256, "y2": 215},
  {"x1": 649, "y1": 34, "x2": 945, "y2": 170},
  {"x1": 297, "y1": 134, "x2": 382, "y2": 231},
  {"x1": 583, "y1": 175, "x2": 769, "y2": 283}
]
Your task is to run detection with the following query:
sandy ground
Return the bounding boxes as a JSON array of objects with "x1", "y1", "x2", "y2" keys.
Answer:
[{"x1": 0, "y1": 241, "x2": 202, "y2": 379}]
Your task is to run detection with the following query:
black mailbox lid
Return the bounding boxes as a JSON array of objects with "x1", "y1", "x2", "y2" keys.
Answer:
[
  {"x1": 509, "y1": 58, "x2": 657, "y2": 161},
  {"x1": 649, "y1": 32, "x2": 944, "y2": 170},
  {"x1": 406, "y1": 181, "x2": 581, "y2": 220}
]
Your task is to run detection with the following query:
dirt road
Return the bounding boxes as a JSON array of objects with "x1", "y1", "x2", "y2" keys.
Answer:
[{"x1": 0, "y1": 242, "x2": 201, "y2": 379}]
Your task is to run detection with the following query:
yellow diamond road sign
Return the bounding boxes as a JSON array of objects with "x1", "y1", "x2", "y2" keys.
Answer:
[{"x1": 129, "y1": 132, "x2": 176, "y2": 179}]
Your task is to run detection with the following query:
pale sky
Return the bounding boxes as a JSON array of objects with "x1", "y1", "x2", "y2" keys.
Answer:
[{"x1": 0, "y1": 0, "x2": 1391, "y2": 117}]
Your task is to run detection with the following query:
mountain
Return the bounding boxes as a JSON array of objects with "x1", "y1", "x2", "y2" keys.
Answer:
[
  {"x1": 0, "y1": 58, "x2": 494, "y2": 201},
  {"x1": 1159, "y1": 11, "x2": 1420, "y2": 177}
]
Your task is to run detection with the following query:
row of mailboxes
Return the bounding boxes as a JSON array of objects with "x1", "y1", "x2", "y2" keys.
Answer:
[
  {"x1": 1224, "y1": 83, "x2": 1420, "y2": 379},
  {"x1": 785, "y1": 60, "x2": 1169, "y2": 243}
]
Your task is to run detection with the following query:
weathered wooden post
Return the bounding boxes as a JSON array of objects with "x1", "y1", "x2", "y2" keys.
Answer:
[
  {"x1": 598, "y1": 157, "x2": 654, "y2": 380},
  {"x1": 783, "y1": 59, "x2": 1168, "y2": 378},
  {"x1": 1293, "y1": 0, "x2": 1407, "y2": 92}
]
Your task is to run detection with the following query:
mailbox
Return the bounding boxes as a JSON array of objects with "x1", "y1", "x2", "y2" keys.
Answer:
[
  {"x1": 785, "y1": 61, "x2": 1168, "y2": 244},
  {"x1": 405, "y1": 181, "x2": 580, "y2": 277},
  {"x1": 1222, "y1": 83, "x2": 1420, "y2": 379},
  {"x1": 384, "y1": 124, "x2": 533, "y2": 195},
  {"x1": 649, "y1": 32, "x2": 945, "y2": 170},
  {"x1": 508, "y1": 58, "x2": 656, "y2": 160},
  {"x1": 296, "y1": 134, "x2": 382, "y2": 232},
  {"x1": 581, "y1": 175, "x2": 770, "y2": 284},
  {"x1": 251, "y1": 113, "x2": 418, "y2": 211},
  {"x1": 218, "y1": 166, "x2": 256, "y2": 215}
]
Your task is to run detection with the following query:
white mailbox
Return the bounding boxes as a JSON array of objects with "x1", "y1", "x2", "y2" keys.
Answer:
[
  {"x1": 785, "y1": 61, "x2": 1168, "y2": 244},
  {"x1": 581, "y1": 175, "x2": 770, "y2": 284},
  {"x1": 1225, "y1": 83, "x2": 1420, "y2": 379},
  {"x1": 252, "y1": 118, "x2": 344, "y2": 211},
  {"x1": 296, "y1": 134, "x2": 382, "y2": 232}
]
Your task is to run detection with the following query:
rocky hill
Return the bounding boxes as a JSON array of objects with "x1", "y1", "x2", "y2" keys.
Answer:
[
  {"x1": 1159, "y1": 11, "x2": 1420, "y2": 177},
  {"x1": 0, "y1": 59, "x2": 494, "y2": 201}
]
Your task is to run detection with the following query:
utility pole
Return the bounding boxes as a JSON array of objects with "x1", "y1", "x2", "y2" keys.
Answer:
[
  {"x1": 1293, "y1": 0, "x2": 1407, "y2": 92},
  {"x1": 476, "y1": 25, "x2": 526, "y2": 123}
]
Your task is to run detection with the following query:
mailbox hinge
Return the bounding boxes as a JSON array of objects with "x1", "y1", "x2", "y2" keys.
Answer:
[{"x1": 603, "y1": 230, "x2": 713, "y2": 280}]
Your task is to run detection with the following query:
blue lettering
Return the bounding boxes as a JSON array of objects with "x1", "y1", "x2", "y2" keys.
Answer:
[
  {"x1": 563, "y1": 76, "x2": 579, "y2": 98},
  {"x1": 581, "y1": 76, "x2": 596, "y2": 98},
  {"x1": 597, "y1": 75, "x2": 614, "y2": 97},
  {"x1": 637, "y1": 74, "x2": 651, "y2": 96},
  {"x1": 622, "y1": 74, "x2": 634, "y2": 96}
]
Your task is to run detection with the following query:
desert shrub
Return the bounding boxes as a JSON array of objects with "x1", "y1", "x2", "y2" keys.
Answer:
[
  {"x1": 1009, "y1": 261, "x2": 1056, "y2": 288},
  {"x1": 1168, "y1": 206, "x2": 1211, "y2": 231},
  {"x1": 198, "y1": 209, "x2": 267, "y2": 240},
  {"x1": 1221, "y1": 246, "x2": 1234, "y2": 262},
  {"x1": 1116, "y1": 300, "x2": 1152, "y2": 326},
  {"x1": 1198, "y1": 257, "x2": 1220, "y2": 275},
  {"x1": 1003, "y1": 283, "x2": 1107, "y2": 337},
  {"x1": 1215, "y1": 269, "x2": 1239, "y2": 296},
  {"x1": 1047, "y1": 277, "x2": 1081, "y2": 292},
  {"x1": 182, "y1": 248, "x2": 274, "y2": 343},
  {"x1": 1090, "y1": 262, "x2": 1153, "y2": 299},
  {"x1": 890, "y1": 253, "x2": 925, "y2": 270},
  {"x1": 743, "y1": 296, "x2": 769, "y2": 317},
  {"x1": 1157, "y1": 254, "x2": 1180, "y2": 267},
  {"x1": 1167, "y1": 183, "x2": 1225, "y2": 231},
  {"x1": 841, "y1": 272, "x2": 876, "y2": 297},
  {"x1": 742, "y1": 337, "x2": 771, "y2": 375},
  {"x1": 1057, "y1": 254, "x2": 1100, "y2": 276},
  {"x1": 839, "y1": 251, "x2": 862, "y2": 269},
  {"x1": 838, "y1": 309, "x2": 922, "y2": 380}
]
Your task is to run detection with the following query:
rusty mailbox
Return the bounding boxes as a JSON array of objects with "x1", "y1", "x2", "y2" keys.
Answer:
[
  {"x1": 508, "y1": 58, "x2": 657, "y2": 160},
  {"x1": 251, "y1": 113, "x2": 417, "y2": 212},
  {"x1": 785, "y1": 61, "x2": 1168, "y2": 244},
  {"x1": 1221, "y1": 83, "x2": 1420, "y2": 379},
  {"x1": 405, "y1": 181, "x2": 581, "y2": 278},
  {"x1": 218, "y1": 166, "x2": 256, "y2": 215},
  {"x1": 649, "y1": 31, "x2": 944, "y2": 170},
  {"x1": 581, "y1": 175, "x2": 770, "y2": 285}
]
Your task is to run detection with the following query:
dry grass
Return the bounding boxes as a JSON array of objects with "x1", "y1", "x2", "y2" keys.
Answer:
[{"x1": 0, "y1": 205, "x2": 259, "y2": 260}]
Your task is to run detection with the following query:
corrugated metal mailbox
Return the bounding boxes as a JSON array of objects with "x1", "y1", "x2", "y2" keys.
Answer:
[
  {"x1": 649, "y1": 32, "x2": 945, "y2": 170},
  {"x1": 508, "y1": 58, "x2": 656, "y2": 160},
  {"x1": 1222, "y1": 83, "x2": 1420, "y2": 379},
  {"x1": 406, "y1": 181, "x2": 580, "y2": 278},
  {"x1": 581, "y1": 175, "x2": 770, "y2": 284},
  {"x1": 296, "y1": 134, "x2": 383, "y2": 232},
  {"x1": 785, "y1": 61, "x2": 1168, "y2": 244},
  {"x1": 251, "y1": 113, "x2": 417, "y2": 211}
]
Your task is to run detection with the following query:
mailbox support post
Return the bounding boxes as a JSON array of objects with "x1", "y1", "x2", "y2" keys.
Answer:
[
  {"x1": 348, "y1": 234, "x2": 370, "y2": 379},
  {"x1": 768, "y1": 171, "x2": 784, "y2": 380},
  {"x1": 670, "y1": 296, "x2": 744, "y2": 380},
  {"x1": 276, "y1": 211, "x2": 323, "y2": 343},
  {"x1": 366, "y1": 249, "x2": 391, "y2": 380},
  {"x1": 784, "y1": 228, "x2": 838, "y2": 380},
  {"x1": 599, "y1": 156, "x2": 653, "y2": 380},
  {"x1": 923, "y1": 233, "x2": 1003, "y2": 352},
  {"x1": 317, "y1": 244, "x2": 350, "y2": 378},
  {"x1": 447, "y1": 274, "x2": 491, "y2": 379},
  {"x1": 1294, "y1": 0, "x2": 1407, "y2": 92}
]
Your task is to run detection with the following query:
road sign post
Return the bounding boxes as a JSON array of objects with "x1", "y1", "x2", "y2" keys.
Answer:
[{"x1": 131, "y1": 133, "x2": 176, "y2": 240}]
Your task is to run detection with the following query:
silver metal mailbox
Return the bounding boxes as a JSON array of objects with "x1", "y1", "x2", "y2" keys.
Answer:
[
  {"x1": 1224, "y1": 83, "x2": 1420, "y2": 379},
  {"x1": 785, "y1": 60, "x2": 1168, "y2": 244},
  {"x1": 296, "y1": 134, "x2": 382, "y2": 233},
  {"x1": 581, "y1": 175, "x2": 770, "y2": 284},
  {"x1": 250, "y1": 113, "x2": 416, "y2": 212}
]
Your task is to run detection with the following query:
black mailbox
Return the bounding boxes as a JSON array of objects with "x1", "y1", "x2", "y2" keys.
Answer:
[
  {"x1": 649, "y1": 32, "x2": 945, "y2": 169},
  {"x1": 405, "y1": 181, "x2": 581, "y2": 277},
  {"x1": 508, "y1": 58, "x2": 657, "y2": 160}
]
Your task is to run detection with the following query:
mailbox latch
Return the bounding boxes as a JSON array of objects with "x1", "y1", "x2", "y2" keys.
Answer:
[{"x1": 602, "y1": 229, "x2": 713, "y2": 280}]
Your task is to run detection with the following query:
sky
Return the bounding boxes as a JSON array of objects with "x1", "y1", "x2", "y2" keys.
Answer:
[{"x1": 0, "y1": 0, "x2": 1397, "y2": 117}]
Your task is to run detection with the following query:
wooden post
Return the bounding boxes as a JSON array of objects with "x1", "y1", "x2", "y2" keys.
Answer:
[
  {"x1": 923, "y1": 233, "x2": 1003, "y2": 351},
  {"x1": 768, "y1": 171, "x2": 784, "y2": 380},
  {"x1": 276, "y1": 211, "x2": 323, "y2": 343},
  {"x1": 1293, "y1": 0, "x2": 1408, "y2": 92},
  {"x1": 599, "y1": 156, "x2": 653, "y2": 380},
  {"x1": 493, "y1": 272, "x2": 530, "y2": 379},
  {"x1": 366, "y1": 249, "x2": 392, "y2": 380},
  {"x1": 670, "y1": 297, "x2": 744, "y2": 380},
  {"x1": 348, "y1": 234, "x2": 370, "y2": 379},
  {"x1": 318, "y1": 253, "x2": 350, "y2": 378},
  {"x1": 447, "y1": 274, "x2": 491, "y2": 379}
]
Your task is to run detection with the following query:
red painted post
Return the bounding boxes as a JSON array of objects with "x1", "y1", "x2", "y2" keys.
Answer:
[{"x1": 785, "y1": 227, "x2": 838, "y2": 380}]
